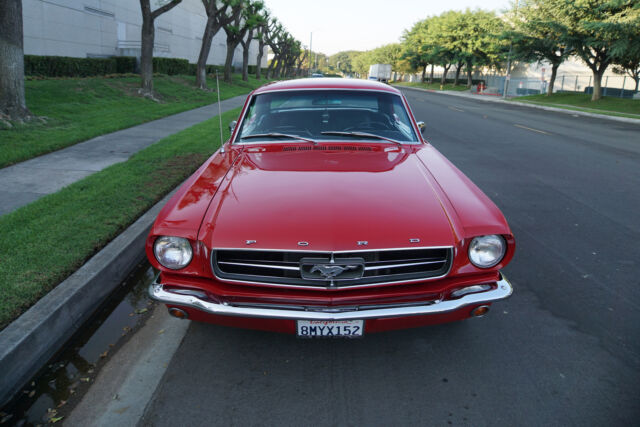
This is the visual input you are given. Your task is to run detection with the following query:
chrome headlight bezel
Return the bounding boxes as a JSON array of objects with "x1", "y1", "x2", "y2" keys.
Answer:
[
  {"x1": 468, "y1": 235, "x2": 506, "y2": 269},
  {"x1": 154, "y1": 236, "x2": 193, "y2": 270}
]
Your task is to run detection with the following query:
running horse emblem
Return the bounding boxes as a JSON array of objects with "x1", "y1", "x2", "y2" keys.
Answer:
[{"x1": 310, "y1": 264, "x2": 360, "y2": 279}]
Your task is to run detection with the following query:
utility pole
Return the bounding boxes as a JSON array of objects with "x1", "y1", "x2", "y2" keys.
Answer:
[
  {"x1": 308, "y1": 32, "x2": 312, "y2": 76},
  {"x1": 503, "y1": 0, "x2": 519, "y2": 98}
]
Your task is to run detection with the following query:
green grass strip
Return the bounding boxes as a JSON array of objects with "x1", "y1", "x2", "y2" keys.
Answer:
[
  {"x1": 0, "y1": 108, "x2": 240, "y2": 330},
  {"x1": 394, "y1": 81, "x2": 471, "y2": 92},
  {"x1": 513, "y1": 93, "x2": 640, "y2": 119},
  {"x1": 0, "y1": 74, "x2": 266, "y2": 168}
]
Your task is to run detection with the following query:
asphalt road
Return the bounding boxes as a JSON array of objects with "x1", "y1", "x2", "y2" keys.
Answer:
[{"x1": 140, "y1": 90, "x2": 640, "y2": 426}]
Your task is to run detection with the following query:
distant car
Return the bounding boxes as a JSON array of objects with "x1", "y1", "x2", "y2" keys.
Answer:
[
  {"x1": 311, "y1": 72, "x2": 323, "y2": 78},
  {"x1": 147, "y1": 78, "x2": 515, "y2": 337}
]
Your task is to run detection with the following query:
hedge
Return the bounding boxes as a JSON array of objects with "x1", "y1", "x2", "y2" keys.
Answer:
[
  {"x1": 187, "y1": 63, "x2": 228, "y2": 75},
  {"x1": 152, "y1": 57, "x2": 190, "y2": 75},
  {"x1": 23, "y1": 54, "x2": 255, "y2": 78},
  {"x1": 24, "y1": 55, "x2": 132, "y2": 77},
  {"x1": 248, "y1": 65, "x2": 268, "y2": 75}
]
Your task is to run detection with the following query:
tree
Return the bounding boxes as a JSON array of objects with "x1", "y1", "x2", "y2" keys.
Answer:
[
  {"x1": 0, "y1": 0, "x2": 31, "y2": 121},
  {"x1": 195, "y1": 0, "x2": 239, "y2": 90},
  {"x1": 139, "y1": 0, "x2": 182, "y2": 95},
  {"x1": 239, "y1": 1, "x2": 265, "y2": 81},
  {"x1": 613, "y1": 58, "x2": 640, "y2": 92},
  {"x1": 264, "y1": 21, "x2": 284, "y2": 79},
  {"x1": 425, "y1": 12, "x2": 461, "y2": 86},
  {"x1": 455, "y1": 9, "x2": 506, "y2": 88},
  {"x1": 401, "y1": 19, "x2": 432, "y2": 82},
  {"x1": 253, "y1": 10, "x2": 270, "y2": 79},
  {"x1": 607, "y1": 1, "x2": 640, "y2": 92},
  {"x1": 507, "y1": 0, "x2": 573, "y2": 95},
  {"x1": 554, "y1": 0, "x2": 637, "y2": 101},
  {"x1": 329, "y1": 51, "x2": 361, "y2": 76},
  {"x1": 222, "y1": 1, "x2": 258, "y2": 83}
]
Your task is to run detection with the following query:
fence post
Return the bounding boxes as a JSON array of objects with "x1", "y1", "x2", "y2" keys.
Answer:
[
  {"x1": 561, "y1": 75, "x2": 565, "y2": 91},
  {"x1": 574, "y1": 75, "x2": 578, "y2": 92},
  {"x1": 604, "y1": 76, "x2": 608, "y2": 96},
  {"x1": 621, "y1": 76, "x2": 626, "y2": 98}
]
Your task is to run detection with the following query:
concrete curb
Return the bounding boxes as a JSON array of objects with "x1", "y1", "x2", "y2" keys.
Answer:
[
  {"x1": 396, "y1": 86, "x2": 640, "y2": 125},
  {"x1": 0, "y1": 190, "x2": 175, "y2": 407}
]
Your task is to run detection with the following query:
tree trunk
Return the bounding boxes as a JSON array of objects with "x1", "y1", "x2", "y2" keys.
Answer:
[
  {"x1": 241, "y1": 29, "x2": 253, "y2": 82},
  {"x1": 453, "y1": 62, "x2": 462, "y2": 86},
  {"x1": 633, "y1": 75, "x2": 639, "y2": 92},
  {"x1": 421, "y1": 65, "x2": 426, "y2": 82},
  {"x1": 591, "y1": 68, "x2": 605, "y2": 101},
  {"x1": 256, "y1": 41, "x2": 265, "y2": 79},
  {"x1": 274, "y1": 57, "x2": 283, "y2": 78},
  {"x1": 223, "y1": 41, "x2": 236, "y2": 83},
  {"x1": 242, "y1": 49, "x2": 249, "y2": 81},
  {"x1": 440, "y1": 65, "x2": 450, "y2": 86},
  {"x1": 547, "y1": 62, "x2": 559, "y2": 96},
  {"x1": 429, "y1": 64, "x2": 434, "y2": 84},
  {"x1": 466, "y1": 60, "x2": 473, "y2": 88},
  {"x1": 140, "y1": 7, "x2": 155, "y2": 94},
  {"x1": 196, "y1": 18, "x2": 217, "y2": 89},
  {"x1": 266, "y1": 56, "x2": 275, "y2": 79},
  {"x1": 0, "y1": 0, "x2": 30, "y2": 120}
]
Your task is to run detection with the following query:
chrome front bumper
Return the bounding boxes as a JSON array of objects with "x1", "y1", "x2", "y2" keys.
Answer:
[{"x1": 149, "y1": 275, "x2": 513, "y2": 321}]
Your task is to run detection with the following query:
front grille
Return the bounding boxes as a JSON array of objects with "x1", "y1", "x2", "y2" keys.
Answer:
[{"x1": 212, "y1": 248, "x2": 452, "y2": 288}]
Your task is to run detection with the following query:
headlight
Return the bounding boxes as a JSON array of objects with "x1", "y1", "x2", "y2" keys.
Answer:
[
  {"x1": 154, "y1": 236, "x2": 193, "y2": 270},
  {"x1": 468, "y1": 235, "x2": 506, "y2": 268}
]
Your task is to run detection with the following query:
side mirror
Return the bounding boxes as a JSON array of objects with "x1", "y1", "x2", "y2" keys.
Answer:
[
  {"x1": 417, "y1": 121, "x2": 426, "y2": 134},
  {"x1": 229, "y1": 120, "x2": 237, "y2": 133}
]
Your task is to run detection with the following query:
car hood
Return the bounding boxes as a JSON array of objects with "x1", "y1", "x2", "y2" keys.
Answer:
[{"x1": 197, "y1": 146, "x2": 459, "y2": 251}]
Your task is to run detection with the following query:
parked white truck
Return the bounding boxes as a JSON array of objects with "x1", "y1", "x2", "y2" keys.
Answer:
[{"x1": 368, "y1": 64, "x2": 392, "y2": 83}]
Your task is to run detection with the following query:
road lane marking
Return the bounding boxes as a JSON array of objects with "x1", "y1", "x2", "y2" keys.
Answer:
[
  {"x1": 448, "y1": 106, "x2": 465, "y2": 112},
  {"x1": 514, "y1": 124, "x2": 551, "y2": 135}
]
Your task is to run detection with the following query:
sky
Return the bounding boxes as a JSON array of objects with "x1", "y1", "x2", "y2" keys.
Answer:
[{"x1": 263, "y1": 0, "x2": 512, "y2": 56}]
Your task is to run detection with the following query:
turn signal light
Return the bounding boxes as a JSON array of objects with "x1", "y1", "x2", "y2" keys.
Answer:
[
  {"x1": 471, "y1": 305, "x2": 490, "y2": 317},
  {"x1": 168, "y1": 307, "x2": 189, "y2": 319}
]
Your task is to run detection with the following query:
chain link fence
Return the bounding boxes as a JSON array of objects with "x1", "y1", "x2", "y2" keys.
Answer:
[{"x1": 396, "y1": 71, "x2": 639, "y2": 98}]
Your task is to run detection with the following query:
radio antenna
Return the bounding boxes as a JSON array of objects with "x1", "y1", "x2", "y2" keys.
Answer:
[{"x1": 216, "y1": 70, "x2": 225, "y2": 154}]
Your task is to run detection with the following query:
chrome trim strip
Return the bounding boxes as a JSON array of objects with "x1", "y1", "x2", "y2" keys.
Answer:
[
  {"x1": 218, "y1": 261, "x2": 300, "y2": 271},
  {"x1": 149, "y1": 274, "x2": 513, "y2": 320},
  {"x1": 364, "y1": 260, "x2": 445, "y2": 270}
]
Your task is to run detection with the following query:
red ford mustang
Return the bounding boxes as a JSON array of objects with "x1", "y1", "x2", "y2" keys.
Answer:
[{"x1": 146, "y1": 78, "x2": 515, "y2": 337}]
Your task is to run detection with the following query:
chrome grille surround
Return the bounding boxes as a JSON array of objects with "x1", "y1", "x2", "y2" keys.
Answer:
[{"x1": 211, "y1": 247, "x2": 453, "y2": 289}]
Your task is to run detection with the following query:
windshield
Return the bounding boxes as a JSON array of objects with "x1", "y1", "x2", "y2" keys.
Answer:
[{"x1": 235, "y1": 90, "x2": 419, "y2": 144}]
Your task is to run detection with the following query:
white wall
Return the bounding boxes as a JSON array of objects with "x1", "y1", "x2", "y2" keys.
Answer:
[{"x1": 22, "y1": 0, "x2": 267, "y2": 68}]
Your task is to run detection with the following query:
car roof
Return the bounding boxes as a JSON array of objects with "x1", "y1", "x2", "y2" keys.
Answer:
[{"x1": 253, "y1": 78, "x2": 400, "y2": 95}]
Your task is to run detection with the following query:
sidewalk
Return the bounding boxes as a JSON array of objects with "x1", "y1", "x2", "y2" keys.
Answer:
[
  {"x1": 396, "y1": 86, "x2": 640, "y2": 125},
  {"x1": 0, "y1": 94, "x2": 247, "y2": 216}
]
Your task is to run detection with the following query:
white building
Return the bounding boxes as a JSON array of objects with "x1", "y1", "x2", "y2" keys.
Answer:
[{"x1": 22, "y1": 0, "x2": 267, "y2": 68}]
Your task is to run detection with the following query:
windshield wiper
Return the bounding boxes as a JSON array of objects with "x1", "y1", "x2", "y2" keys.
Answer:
[
  {"x1": 320, "y1": 131, "x2": 403, "y2": 147},
  {"x1": 240, "y1": 133, "x2": 316, "y2": 145}
]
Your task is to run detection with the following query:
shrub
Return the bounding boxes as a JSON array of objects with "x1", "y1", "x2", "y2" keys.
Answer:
[
  {"x1": 187, "y1": 63, "x2": 231, "y2": 76},
  {"x1": 115, "y1": 56, "x2": 137, "y2": 74},
  {"x1": 248, "y1": 65, "x2": 268, "y2": 75},
  {"x1": 24, "y1": 55, "x2": 137, "y2": 77},
  {"x1": 153, "y1": 57, "x2": 190, "y2": 75}
]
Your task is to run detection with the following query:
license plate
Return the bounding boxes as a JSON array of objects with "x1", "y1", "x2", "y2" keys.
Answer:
[{"x1": 296, "y1": 320, "x2": 364, "y2": 338}]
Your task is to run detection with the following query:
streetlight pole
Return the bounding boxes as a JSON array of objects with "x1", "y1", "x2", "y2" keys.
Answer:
[
  {"x1": 503, "y1": 0, "x2": 519, "y2": 99},
  {"x1": 308, "y1": 32, "x2": 312, "y2": 77}
]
